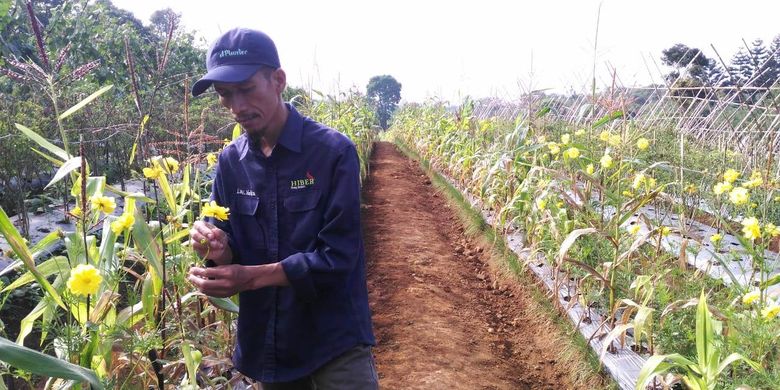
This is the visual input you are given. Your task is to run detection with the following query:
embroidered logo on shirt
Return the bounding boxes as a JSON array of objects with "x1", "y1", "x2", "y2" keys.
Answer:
[
  {"x1": 290, "y1": 171, "x2": 316, "y2": 190},
  {"x1": 236, "y1": 188, "x2": 256, "y2": 196}
]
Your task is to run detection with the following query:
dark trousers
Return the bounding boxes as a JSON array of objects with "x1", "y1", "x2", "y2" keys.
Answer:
[{"x1": 261, "y1": 345, "x2": 379, "y2": 390}]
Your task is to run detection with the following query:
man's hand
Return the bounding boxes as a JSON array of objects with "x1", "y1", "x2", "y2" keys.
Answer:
[
  {"x1": 190, "y1": 220, "x2": 233, "y2": 265},
  {"x1": 188, "y1": 263, "x2": 290, "y2": 297}
]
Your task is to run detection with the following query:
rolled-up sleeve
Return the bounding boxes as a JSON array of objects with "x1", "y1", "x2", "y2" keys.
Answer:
[{"x1": 280, "y1": 144, "x2": 362, "y2": 300}]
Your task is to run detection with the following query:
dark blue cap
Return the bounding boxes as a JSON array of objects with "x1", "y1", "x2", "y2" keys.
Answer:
[{"x1": 192, "y1": 28, "x2": 281, "y2": 96}]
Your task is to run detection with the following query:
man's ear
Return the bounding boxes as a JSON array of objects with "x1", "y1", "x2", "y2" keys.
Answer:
[{"x1": 273, "y1": 69, "x2": 287, "y2": 95}]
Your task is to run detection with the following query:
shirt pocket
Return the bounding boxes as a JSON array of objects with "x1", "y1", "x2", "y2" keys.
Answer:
[
  {"x1": 233, "y1": 194, "x2": 267, "y2": 257},
  {"x1": 283, "y1": 189, "x2": 322, "y2": 250}
]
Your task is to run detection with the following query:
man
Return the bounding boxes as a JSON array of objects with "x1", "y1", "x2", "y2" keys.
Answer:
[{"x1": 187, "y1": 28, "x2": 377, "y2": 389}]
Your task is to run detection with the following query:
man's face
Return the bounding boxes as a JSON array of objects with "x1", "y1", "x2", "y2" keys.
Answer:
[{"x1": 213, "y1": 69, "x2": 284, "y2": 138}]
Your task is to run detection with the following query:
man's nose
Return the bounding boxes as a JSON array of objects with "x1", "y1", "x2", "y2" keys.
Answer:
[{"x1": 230, "y1": 93, "x2": 247, "y2": 116}]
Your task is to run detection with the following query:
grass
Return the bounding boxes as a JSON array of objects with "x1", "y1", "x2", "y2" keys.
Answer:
[{"x1": 395, "y1": 139, "x2": 618, "y2": 390}]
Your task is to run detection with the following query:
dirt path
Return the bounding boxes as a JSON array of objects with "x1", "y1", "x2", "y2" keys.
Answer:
[{"x1": 362, "y1": 142, "x2": 607, "y2": 390}]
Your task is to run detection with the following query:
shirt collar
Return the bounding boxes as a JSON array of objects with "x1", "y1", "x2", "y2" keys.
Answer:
[{"x1": 238, "y1": 103, "x2": 303, "y2": 160}]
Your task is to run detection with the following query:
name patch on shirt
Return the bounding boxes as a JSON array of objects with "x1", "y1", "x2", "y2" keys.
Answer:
[
  {"x1": 290, "y1": 171, "x2": 316, "y2": 190},
  {"x1": 236, "y1": 188, "x2": 256, "y2": 196}
]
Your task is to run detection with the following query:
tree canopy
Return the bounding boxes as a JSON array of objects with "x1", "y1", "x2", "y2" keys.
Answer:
[{"x1": 366, "y1": 75, "x2": 401, "y2": 129}]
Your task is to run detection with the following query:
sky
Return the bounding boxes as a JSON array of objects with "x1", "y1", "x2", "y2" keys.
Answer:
[{"x1": 111, "y1": 0, "x2": 780, "y2": 103}]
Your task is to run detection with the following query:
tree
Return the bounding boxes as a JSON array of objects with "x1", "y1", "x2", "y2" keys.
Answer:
[
  {"x1": 366, "y1": 75, "x2": 401, "y2": 129},
  {"x1": 661, "y1": 43, "x2": 716, "y2": 83}
]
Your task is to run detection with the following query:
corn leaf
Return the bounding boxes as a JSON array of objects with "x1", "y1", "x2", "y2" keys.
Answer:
[
  {"x1": 0, "y1": 335, "x2": 103, "y2": 389},
  {"x1": 557, "y1": 228, "x2": 597, "y2": 266},
  {"x1": 592, "y1": 110, "x2": 623, "y2": 129},
  {"x1": 208, "y1": 296, "x2": 240, "y2": 313},
  {"x1": 128, "y1": 115, "x2": 149, "y2": 165},
  {"x1": 0, "y1": 207, "x2": 64, "y2": 309},
  {"x1": 59, "y1": 85, "x2": 113, "y2": 120},
  {"x1": 16, "y1": 123, "x2": 69, "y2": 161},
  {"x1": 1, "y1": 256, "x2": 69, "y2": 292},
  {"x1": 45, "y1": 156, "x2": 81, "y2": 190}
]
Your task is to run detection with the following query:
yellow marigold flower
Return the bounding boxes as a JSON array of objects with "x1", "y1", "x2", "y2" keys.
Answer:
[
  {"x1": 742, "y1": 290, "x2": 761, "y2": 305},
  {"x1": 536, "y1": 198, "x2": 547, "y2": 211},
  {"x1": 66, "y1": 264, "x2": 102, "y2": 296},
  {"x1": 207, "y1": 153, "x2": 218, "y2": 168},
  {"x1": 660, "y1": 226, "x2": 671, "y2": 237},
  {"x1": 163, "y1": 157, "x2": 180, "y2": 173},
  {"x1": 608, "y1": 134, "x2": 621, "y2": 147},
  {"x1": 622, "y1": 190, "x2": 634, "y2": 197},
  {"x1": 548, "y1": 142, "x2": 560, "y2": 155},
  {"x1": 713, "y1": 182, "x2": 732, "y2": 195},
  {"x1": 710, "y1": 233, "x2": 723, "y2": 245},
  {"x1": 561, "y1": 134, "x2": 571, "y2": 144},
  {"x1": 202, "y1": 201, "x2": 230, "y2": 222},
  {"x1": 89, "y1": 194, "x2": 116, "y2": 214},
  {"x1": 600, "y1": 154, "x2": 614, "y2": 169},
  {"x1": 574, "y1": 129, "x2": 586, "y2": 136},
  {"x1": 742, "y1": 217, "x2": 761, "y2": 241},
  {"x1": 762, "y1": 304, "x2": 780, "y2": 320},
  {"x1": 586, "y1": 164, "x2": 595, "y2": 175},
  {"x1": 628, "y1": 224, "x2": 641, "y2": 235},
  {"x1": 636, "y1": 138, "x2": 650, "y2": 150},
  {"x1": 111, "y1": 213, "x2": 135, "y2": 235},
  {"x1": 599, "y1": 131, "x2": 611, "y2": 142},
  {"x1": 764, "y1": 223, "x2": 780, "y2": 237},
  {"x1": 729, "y1": 187, "x2": 750, "y2": 205},
  {"x1": 70, "y1": 206, "x2": 82, "y2": 218},
  {"x1": 723, "y1": 169, "x2": 740, "y2": 183},
  {"x1": 143, "y1": 166, "x2": 162, "y2": 179},
  {"x1": 563, "y1": 147, "x2": 580, "y2": 159}
]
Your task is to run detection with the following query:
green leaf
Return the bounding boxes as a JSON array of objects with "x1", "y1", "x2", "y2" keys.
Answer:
[
  {"x1": 0, "y1": 207, "x2": 65, "y2": 309},
  {"x1": 1, "y1": 256, "x2": 69, "y2": 292},
  {"x1": 45, "y1": 156, "x2": 81, "y2": 190},
  {"x1": 208, "y1": 296, "x2": 240, "y2": 313},
  {"x1": 0, "y1": 335, "x2": 103, "y2": 389},
  {"x1": 130, "y1": 212, "x2": 163, "y2": 279},
  {"x1": 59, "y1": 85, "x2": 114, "y2": 120},
  {"x1": 695, "y1": 290, "x2": 712, "y2": 372},
  {"x1": 128, "y1": 115, "x2": 149, "y2": 165},
  {"x1": 232, "y1": 123, "x2": 242, "y2": 140},
  {"x1": 592, "y1": 110, "x2": 623, "y2": 129},
  {"x1": 557, "y1": 228, "x2": 597, "y2": 266},
  {"x1": 16, "y1": 123, "x2": 70, "y2": 161}
]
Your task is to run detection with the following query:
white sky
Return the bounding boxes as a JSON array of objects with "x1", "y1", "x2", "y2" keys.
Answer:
[{"x1": 111, "y1": 0, "x2": 780, "y2": 103}]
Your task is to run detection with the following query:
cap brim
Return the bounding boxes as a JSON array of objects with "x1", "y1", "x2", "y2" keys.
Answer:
[{"x1": 191, "y1": 64, "x2": 264, "y2": 96}]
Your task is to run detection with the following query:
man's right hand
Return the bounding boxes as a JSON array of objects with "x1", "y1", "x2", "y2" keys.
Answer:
[{"x1": 190, "y1": 220, "x2": 233, "y2": 265}]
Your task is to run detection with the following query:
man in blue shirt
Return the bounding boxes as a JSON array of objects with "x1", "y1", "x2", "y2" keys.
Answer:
[{"x1": 187, "y1": 28, "x2": 377, "y2": 389}]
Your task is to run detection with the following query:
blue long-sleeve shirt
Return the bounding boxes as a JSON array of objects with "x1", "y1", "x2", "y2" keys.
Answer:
[{"x1": 210, "y1": 103, "x2": 375, "y2": 383}]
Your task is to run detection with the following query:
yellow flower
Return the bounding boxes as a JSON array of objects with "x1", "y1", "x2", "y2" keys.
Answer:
[
  {"x1": 729, "y1": 187, "x2": 750, "y2": 205},
  {"x1": 561, "y1": 134, "x2": 571, "y2": 144},
  {"x1": 622, "y1": 190, "x2": 635, "y2": 197},
  {"x1": 89, "y1": 194, "x2": 116, "y2": 214},
  {"x1": 723, "y1": 169, "x2": 740, "y2": 183},
  {"x1": 742, "y1": 217, "x2": 761, "y2": 241},
  {"x1": 764, "y1": 223, "x2": 780, "y2": 237},
  {"x1": 710, "y1": 233, "x2": 723, "y2": 245},
  {"x1": 685, "y1": 184, "x2": 697, "y2": 194},
  {"x1": 628, "y1": 224, "x2": 641, "y2": 235},
  {"x1": 548, "y1": 142, "x2": 560, "y2": 155},
  {"x1": 70, "y1": 206, "x2": 83, "y2": 218},
  {"x1": 143, "y1": 166, "x2": 162, "y2": 179},
  {"x1": 111, "y1": 213, "x2": 135, "y2": 235},
  {"x1": 636, "y1": 138, "x2": 650, "y2": 150},
  {"x1": 537, "y1": 135, "x2": 546, "y2": 144},
  {"x1": 660, "y1": 226, "x2": 671, "y2": 237},
  {"x1": 207, "y1": 153, "x2": 218, "y2": 168},
  {"x1": 563, "y1": 147, "x2": 580, "y2": 159},
  {"x1": 632, "y1": 174, "x2": 646, "y2": 190},
  {"x1": 744, "y1": 170, "x2": 763, "y2": 188},
  {"x1": 762, "y1": 304, "x2": 780, "y2": 320},
  {"x1": 742, "y1": 290, "x2": 761, "y2": 305},
  {"x1": 599, "y1": 131, "x2": 611, "y2": 142},
  {"x1": 202, "y1": 201, "x2": 230, "y2": 221},
  {"x1": 163, "y1": 157, "x2": 180, "y2": 173},
  {"x1": 574, "y1": 129, "x2": 586, "y2": 136},
  {"x1": 536, "y1": 198, "x2": 547, "y2": 211},
  {"x1": 608, "y1": 134, "x2": 622, "y2": 147},
  {"x1": 223, "y1": 138, "x2": 231, "y2": 147},
  {"x1": 66, "y1": 264, "x2": 103, "y2": 296},
  {"x1": 600, "y1": 154, "x2": 614, "y2": 169},
  {"x1": 713, "y1": 182, "x2": 732, "y2": 195},
  {"x1": 586, "y1": 164, "x2": 595, "y2": 175}
]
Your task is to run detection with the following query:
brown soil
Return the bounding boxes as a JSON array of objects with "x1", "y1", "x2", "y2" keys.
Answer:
[{"x1": 362, "y1": 142, "x2": 609, "y2": 390}]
